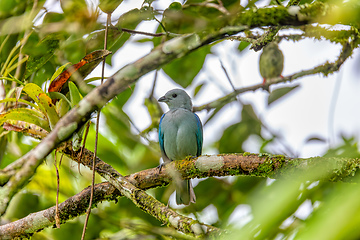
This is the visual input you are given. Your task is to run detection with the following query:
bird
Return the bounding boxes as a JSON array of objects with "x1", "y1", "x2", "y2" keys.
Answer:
[
  {"x1": 259, "y1": 42, "x2": 284, "y2": 85},
  {"x1": 158, "y1": 89, "x2": 203, "y2": 205}
]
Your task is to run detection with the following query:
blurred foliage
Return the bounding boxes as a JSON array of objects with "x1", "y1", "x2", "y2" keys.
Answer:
[
  {"x1": 163, "y1": 45, "x2": 211, "y2": 88},
  {"x1": 0, "y1": 0, "x2": 360, "y2": 239},
  {"x1": 218, "y1": 104, "x2": 262, "y2": 153}
]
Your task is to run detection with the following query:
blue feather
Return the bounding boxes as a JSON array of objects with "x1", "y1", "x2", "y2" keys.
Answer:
[
  {"x1": 159, "y1": 113, "x2": 165, "y2": 155},
  {"x1": 194, "y1": 113, "x2": 203, "y2": 157}
]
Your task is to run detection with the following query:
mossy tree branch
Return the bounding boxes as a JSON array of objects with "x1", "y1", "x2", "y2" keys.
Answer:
[
  {"x1": 61, "y1": 145, "x2": 219, "y2": 237},
  {"x1": 1, "y1": 150, "x2": 360, "y2": 239}
]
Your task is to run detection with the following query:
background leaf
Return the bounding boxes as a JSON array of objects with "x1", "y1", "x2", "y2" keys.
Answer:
[
  {"x1": 163, "y1": 45, "x2": 211, "y2": 88},
  {"x1": 0, "y1": 108, "x2": 50, "y2": 131},
  {"x1": 268, "y1": 85, "x2": 300, "y2": 105}
]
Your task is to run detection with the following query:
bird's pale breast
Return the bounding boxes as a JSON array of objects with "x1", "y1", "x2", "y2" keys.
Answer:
[{"x1": 162, "y1": 108, "x2": 198, "y2": 161}]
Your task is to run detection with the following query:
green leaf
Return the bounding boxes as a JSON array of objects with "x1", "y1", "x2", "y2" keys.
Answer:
[
  {"x1": 84, "y1": 76, "x2": 107, "y2": 83},
  {"x1": 163, "y1": 45, "x2": 211, "y2": 88},
  {"x1": 162, "y1": 3, "x2": 207, "y2": 34},
  {"x1": 0, "y1": 98, "x2": 38, "y2": 109},
  {"x1": 48, "y1": 92, "x2": 71, "y2": 106},
  {"x1": 188, "y1": 177, "x2": 262, "y2": 221},
  {"x1": 0, "y1": 108, "x2": 50, "y2": 131},
  {"x1": 115, "y1": 8, "x2": 155, "y2": 39},
  {"x1": 194, "y1": 82, "x2": 205, "y2": 97},
  {"x1": 31, "y1": 61, "x2": 56, "y2": 87},
  {"x1": 22, "y1": 83, "x2": 47, "y2": 114},
  {"x1": 0, "y1": 0, "x2": 27, "y2": 19},
  {"x1": 68, "y1": 81, "x2": 83, "y2": 107},
  {"x1": 143, "y1": 96, "x2": 162, "y2": 132},
  {"x1": 218, "y1": 104, "x2": 261, "y2": 153},
  {"x1": 85, "y1": 29, "x2": 121, "y2": 66},
  {"x1": 23, "y1": 33, "x2": 60, "y2": 79},
  {"x1": 42, "y1": 12, "x2": 65, "y2": 24},
  {"x1": 84, "y1": 126, "x2": 129, "y2": 173},
  {"x1": 238, "y1": 41, "x2": 250, "y2": 52},
  {"x1": 0, "y1": 76, "x2": 24, "y2": 86},
  {"x1": 60, "y1": 0, "x2": 88, "y2": 20},
  {"x1": 23, "y1": 83, "x2": 59, "y2": 129},
  {"x1": 62, "y1": 36, "x2": 86, "y2": 64},
  {"x1": 77, "y1": 50, "x2": 112, "y2": 78},
  {"x1": 37, "y1": 93, "x2": 59, "y2": 129},
  {"x1": 136, "y1": 38, "x2": 153, "y2": 43},
  {"x1": 259, "y1": 138, "x2": 275, "y2": 153},
  {"x1": 85, "y1": 6, "x2": 156, "y2": 65},
  {"x1": 268, "y1": 85, "x2": 299, "y2": 106},
  {"x1": 56, "y1": 99, "x2": 71, "y2": 118},
  {"x1": 99, "y1": 0, "x2": 123, "y2": 13},
  {"x1": 50, "y1": 62, "x2": 71, "y2": 84},
  {"x1": 323, "y1": 136, "x2": 360, "y2": 158},
  {"x1": 0, "y1": 34, "x2": 18, "y2": 64}
]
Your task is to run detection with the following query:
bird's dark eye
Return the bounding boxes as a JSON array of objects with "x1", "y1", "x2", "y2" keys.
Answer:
[{"x1": 172, "y1": 93, "x2": 177, "y2": 98}]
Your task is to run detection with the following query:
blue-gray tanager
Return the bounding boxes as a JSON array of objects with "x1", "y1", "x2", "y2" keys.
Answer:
[{"x1": 158, "y1": 89, "x2": 203, "y2": 205}]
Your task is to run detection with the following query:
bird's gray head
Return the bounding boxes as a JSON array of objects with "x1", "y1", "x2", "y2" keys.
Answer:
[{"x1": 158, "y1": 89, "x2": 192, "y2": 110}]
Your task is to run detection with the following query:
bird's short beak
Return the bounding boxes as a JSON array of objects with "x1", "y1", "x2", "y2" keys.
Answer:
[{"x1": 158, "y1": 96, "x2": 167, "y2": 102}]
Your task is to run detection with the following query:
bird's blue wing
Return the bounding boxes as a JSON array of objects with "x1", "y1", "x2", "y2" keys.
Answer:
[
  {"x1": 159, "y1": 113, "x2": 166, "y2": 156},
  {"x1": 194, "y1": 113, "x2": 203, "y2": 157}
]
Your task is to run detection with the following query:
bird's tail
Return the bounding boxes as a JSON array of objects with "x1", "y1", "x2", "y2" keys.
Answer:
[{"x1": 176, "y1": 179, "x2": 196, "y2": 205}]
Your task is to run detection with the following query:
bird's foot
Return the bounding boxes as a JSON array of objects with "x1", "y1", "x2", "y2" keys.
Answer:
[
  {"x1": 157, "y1": 163, "x2": 165, "y2": 173},
  {"x1": 261, "y1": 78, "x2": 270, "y2": 92}
]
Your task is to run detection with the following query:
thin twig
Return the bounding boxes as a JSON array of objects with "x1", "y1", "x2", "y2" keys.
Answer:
[
  {"x1": 108, "y1": 25, "x2": 167, "y2": 37},
  {"x1": 54, "y1": 150, "x2": 61, "y2": 228},
  {"x1": 59, "y1": 151, "x2": 64, "y2": 167},
  {"x1": 77, "y1": 121, "x2": 91, "y2": 175},
  {"x1": 108, "y1": 24, "x2": 180, "y2": 38},
  {"x1": 121, "y1": 27, "x2": 165, "y2": 37},
  {"x1": 149, "y1": 70, "x2": 158, "y2": 99},
  {"x1": 220, "y1": 60, "x2": 236, "y2": 90},
  {"x1": 81, "y1": 12, "x2": 110, "y2": 240}
]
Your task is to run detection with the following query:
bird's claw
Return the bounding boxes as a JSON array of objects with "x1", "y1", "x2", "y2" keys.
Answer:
[
  {"x1": 261, "y1": 80, "x2": 270, "y2": 92},
  {"x1": 157, "y1": 163, "x2": 165, "y2": 173}
]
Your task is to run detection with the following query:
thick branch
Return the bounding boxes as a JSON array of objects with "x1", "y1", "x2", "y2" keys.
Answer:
[
  {"x1": 0, "y1": 182, "x2": 118, "y2": 239},
  {"x1": 59, "y1": 146, "x2": 218, "y2": 237},
  {"x1": 2, "y1": 152, "x2": 360, "y2": 239}
]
